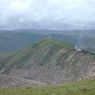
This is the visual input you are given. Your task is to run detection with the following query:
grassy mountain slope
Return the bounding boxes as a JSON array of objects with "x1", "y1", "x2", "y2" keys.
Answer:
[
  {"x1": 0, "y1": 38, "x2": 74, "y2": 72},
  {"x1": 0, "y1": 80, "x2": 95, "y2": 95},
  {"x1": 0, "y1": 38, "x2": 95, "y2": 83}
]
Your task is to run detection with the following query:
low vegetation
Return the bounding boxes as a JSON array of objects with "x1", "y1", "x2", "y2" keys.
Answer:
[{"x1": 0, "y1": 80, "x2": 95, "y2": 95}]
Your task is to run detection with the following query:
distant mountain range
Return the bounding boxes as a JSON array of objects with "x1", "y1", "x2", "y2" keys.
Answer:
[{"x1": 0, "y1": 29, "x2": 95, "y2": 54}]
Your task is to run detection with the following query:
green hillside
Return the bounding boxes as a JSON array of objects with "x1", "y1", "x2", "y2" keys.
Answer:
[
  {"x1": 0, "y1": 80, "x2": 95, "y2": 95},
  {"x1": 0, "y1": 38, "x2": 74, "y2": 73}
]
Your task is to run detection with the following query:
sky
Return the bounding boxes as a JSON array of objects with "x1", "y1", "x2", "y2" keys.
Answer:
[{"x1": 0, "y1": 0, "x2": 95, "y2": 29}]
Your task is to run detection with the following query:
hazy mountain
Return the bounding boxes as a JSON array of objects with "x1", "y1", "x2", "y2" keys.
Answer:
[
  {"x1": 0, "y1": 30, "x2": 95, "y2": 54},
  {"x1": 0, "y1": 31, "x2": 45, "y2": 54}
]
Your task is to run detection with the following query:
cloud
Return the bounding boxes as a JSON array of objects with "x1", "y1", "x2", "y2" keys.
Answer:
[{"x1": 0, "y1": 0, "x2": 95, "y2": 29}]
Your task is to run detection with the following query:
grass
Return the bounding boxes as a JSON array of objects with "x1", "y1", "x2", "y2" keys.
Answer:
[{"x1": 0, "y1": 80, "x2": 95, "y2": 95}]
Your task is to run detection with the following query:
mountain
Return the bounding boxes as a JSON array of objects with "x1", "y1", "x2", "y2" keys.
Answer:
[
  {"x1": 0, "y1": 38, "x2": 95, "y2": 85},
  {"x1": 0, "y1": 30, "x2": 95, "y2": 54},
  {"x1": 0, "y1": 30, "x2": 78, "y2": 54},
  {"x1": 0, "y1": 31, "x2": 45, "y2": 54}
]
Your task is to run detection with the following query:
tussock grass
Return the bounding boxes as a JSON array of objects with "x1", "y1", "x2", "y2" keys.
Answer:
[{"x1": 0, "y1": 80, "x2": 95, "y2": 95}]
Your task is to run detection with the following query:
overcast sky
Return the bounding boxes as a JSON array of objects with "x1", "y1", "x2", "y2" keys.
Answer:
[{"x1": 0, "y1": 0, "x2": 95, "y2": 29}]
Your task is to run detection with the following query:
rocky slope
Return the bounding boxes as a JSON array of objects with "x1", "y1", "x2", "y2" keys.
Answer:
[
  {"x1": 0, "y1": 38, "x2": 95, "y2": 86},
  {"x1": 0, "y1": 74, "x2": 46, "y2": 88}
]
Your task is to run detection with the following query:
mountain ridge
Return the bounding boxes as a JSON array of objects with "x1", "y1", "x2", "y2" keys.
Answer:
[{"x1": 0, "y1": 38, "x2": 95, "y2": 84}]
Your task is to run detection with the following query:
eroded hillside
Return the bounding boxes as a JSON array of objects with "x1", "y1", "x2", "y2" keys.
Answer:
[{"x1": 0, "y1": 38, "x2": 95, "y2": 86}]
